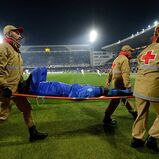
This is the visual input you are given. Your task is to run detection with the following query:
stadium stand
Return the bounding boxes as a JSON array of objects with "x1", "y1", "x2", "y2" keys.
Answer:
[
  {"x1": 101, "y1": 22, "x2": 158, "y2": 72},
  {"x1": 20, "y1": 22, "x2": 158, "y2": 73},
  {"x1": 21, "y1": 44, "x2": 93, "y2": 72}
]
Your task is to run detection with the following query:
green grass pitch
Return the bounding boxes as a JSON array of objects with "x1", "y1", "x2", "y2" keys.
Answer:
[{"x1": 0, "y1": 73, "x2": 158, "y2": 159}]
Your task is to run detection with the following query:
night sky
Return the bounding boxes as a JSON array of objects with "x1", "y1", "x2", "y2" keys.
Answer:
[{"x1": 0, "y1": 0, "x2": 159, "y2": 48}]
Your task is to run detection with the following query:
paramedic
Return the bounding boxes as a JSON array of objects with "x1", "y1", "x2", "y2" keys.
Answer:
[
  {"x1": 103, "y1": 45, "x2": 137, "y2": 126},
  {"x1": 0, "y1": 25, "x2": 48, "y2": 142},
  {"x1": 131, "y1": 24, "x2": 159, "y2": 152}
]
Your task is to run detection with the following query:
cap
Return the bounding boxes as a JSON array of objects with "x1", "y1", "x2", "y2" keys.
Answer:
[
  {"x1": 154, "y1": 24, "x2": 159, "y2": 35},
  {"x1": 155, "y1": 24, "x2": 159, "y2": 31},
  {"x1": 121, "y1": 45, "x2": 134, "y2": 51},
  {"x1": 3, "y1": 25, "x2": 24, "y2": 35}
]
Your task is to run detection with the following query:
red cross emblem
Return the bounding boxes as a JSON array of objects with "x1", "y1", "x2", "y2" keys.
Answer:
[{"x1": 141, "y1": 50, "x2": 157, "y2": 64}]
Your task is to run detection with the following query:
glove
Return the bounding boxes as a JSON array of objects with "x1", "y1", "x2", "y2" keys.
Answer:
[
  {"x1": 105, "y1": 81, "x2": 110, "y2": 88},
  {"x1": 18, "y1": 80, "x2": 30, "y2": 93},
  {"x1": 1, "y1": 87, "x2": 12, "y2": 97}
]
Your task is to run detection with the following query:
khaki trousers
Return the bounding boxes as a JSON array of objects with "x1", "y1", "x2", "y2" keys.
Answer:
[
  {"x1": 105, "y1": 98, "x2": 135, "y2": 117},
  {"x1": 0, "y1": 96, "x2": 34, "y2": 128},
  {"x1": 132, "y1": 97, "x2": 159, "y2": 139},
  {"x1": 105, "y1": 80, "x2": 135, "y2": 117}
]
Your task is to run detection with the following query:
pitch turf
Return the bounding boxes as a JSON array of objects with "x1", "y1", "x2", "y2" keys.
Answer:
[{"x1": 0, "y1": 73, "x2": 158, "y2": 159}]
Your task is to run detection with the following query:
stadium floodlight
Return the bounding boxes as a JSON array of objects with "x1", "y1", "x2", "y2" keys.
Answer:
[
  {"x1": 148, "y1": 25, "x2": 151, "y2": 28},
  {"x1": 0, "y1": 34, "x2": 3, "y2": 44},
  {"x1": 154, "y1": 21, "x2": 158, "y2": 26},
  {"x1": 89, "y1": 30, "x2": 97, "y2": 43}
]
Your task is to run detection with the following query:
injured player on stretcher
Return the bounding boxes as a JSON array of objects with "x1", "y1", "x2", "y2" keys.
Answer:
[{"x1": 18, "y1": 67, "x2": 133, "y2": 98}]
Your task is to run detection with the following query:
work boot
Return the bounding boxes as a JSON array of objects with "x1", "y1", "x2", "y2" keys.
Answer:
[
  {"x1": 29, "y1": 125, "x2": 48, "y2": 142},
  {"x1": 145, "y1": 136, "x2": 159, "y2": 153},
  {"x1": 103, "y1": 116, "x2": 117, "y2": 126},
  {"x1": 131, "y1": 137, "x2": 144, "y2": 148},
  {"x1": 130, "y1": 111, "x2": 137, "y2": 120}
]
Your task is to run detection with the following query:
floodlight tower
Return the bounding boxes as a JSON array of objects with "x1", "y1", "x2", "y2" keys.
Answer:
[
  {"x1": 89, "y1": 30, "x2": 98, "y2": 66},
  {"x1": 89, "y1": 30, "x2": 97, "y2": 43}
]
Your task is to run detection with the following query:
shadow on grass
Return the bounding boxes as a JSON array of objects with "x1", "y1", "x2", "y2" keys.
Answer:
[
  {"x1": 131, "y1": 146, "x2": 159, "y2": 155},
  {"x1": 2, "y1": 118, "x2": 153, "y2": 156},
  {"x1": 0, "y1": 140, "x2": 28, "y2": 147},
  {"x1": 117, "y1": 115, "x2": 134, "y2": 120},
  {"x1": 29, "y1": 99, "x2": 106, "y2": 106},
  {"x1": 0, "y1": 116, "x2": 118, "y2": 144},
  {"x1": 45, "y1": 120, "x2": 105, "y2": 137},
  {"x1": 39, "y1": 119, "x2": 120, "y2": 150},
  {"x1": 80, "y1": 106, "x2": 103, "y2": 120}
]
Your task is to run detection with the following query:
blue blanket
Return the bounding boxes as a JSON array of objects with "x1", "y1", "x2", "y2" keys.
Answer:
[
  {"x1": 29, "y1": 67, "x2": 103, "y2": 98},
  {"x1": 28, "y1": 67, "x2": 132, "y2": 98}
]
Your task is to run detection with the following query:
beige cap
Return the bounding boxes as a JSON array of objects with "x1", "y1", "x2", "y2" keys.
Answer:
[
  {"x1": 3, "y1": 25, "x2": 24, "y2": 35},
  {"x1": 154, "y1": 24, "x2": 159, "y2": 36},
  {"x1": 155, "y1": 24, "x2": 159, "y2": 31},
  {"x1": 121, "y1": 45, "x2": 134, "y2": 51}
]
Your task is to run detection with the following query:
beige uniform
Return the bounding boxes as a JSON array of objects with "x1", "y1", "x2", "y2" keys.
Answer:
[
  {"x1": 0, "y1": 42, "x2": 34, "y2": 127},
  {"x1": 0, "y1": 43, "x2": 23, "y2": 91},
  {"x1": 132, "y1": 43, "x2": 159, "y2": 139},
  {"x1": 109, "y1": 54, "x2": 131, "y2": 89},
  {"x1": 104, "y1": 54, "x2": 135, "y2": 118}
]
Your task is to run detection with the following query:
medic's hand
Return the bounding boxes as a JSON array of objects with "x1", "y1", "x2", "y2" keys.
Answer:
[
  {"x1": 105, "y1": 81, "x2": 110, "y2": 88},
  {"x1": 2, "y1": 87, "x2": 12, "y2": 98}
]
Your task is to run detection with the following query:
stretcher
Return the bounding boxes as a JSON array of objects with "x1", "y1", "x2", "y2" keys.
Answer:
[{"x1": 13, "y1": 93, "x2": 134, "y2": 101}]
